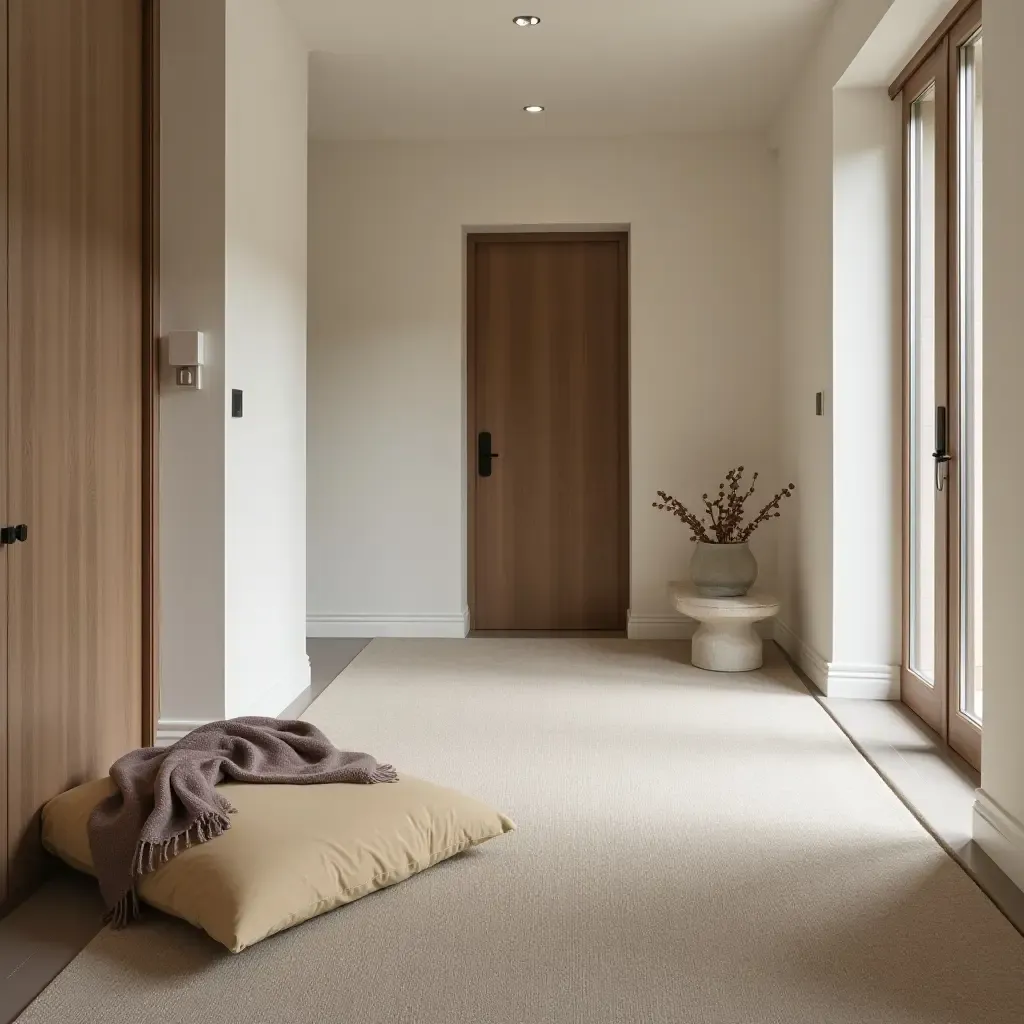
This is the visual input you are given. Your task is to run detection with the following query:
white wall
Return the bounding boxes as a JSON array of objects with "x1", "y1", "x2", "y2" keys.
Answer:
[
  {"x1": 830, "y1": 88, "x2": 903, "y2": 691},
  {"x1": 158, "y1": 0, "x2": 308, "y2": 736},
  {"x1": 224, "y1": 0, "x2": 309, "y2": 718},
  {"x1": 159, "y1": 0, "x2": 227, "y2": 727},
  {"x1": 771, "y1": 0, "x2": 950, "y2": 696},
  {"x1": 974, "y1": 0, "x2": 1024, "y2": 893},
  {"x1": 307, "y1": 136, "x2": 781, "y2": 637},
  {"x1": 772, "y1": 0, "x2": 898, "y2": 685},
  {"x1": 773, "y1": 0, "x2": 1024, "y2": 888}
]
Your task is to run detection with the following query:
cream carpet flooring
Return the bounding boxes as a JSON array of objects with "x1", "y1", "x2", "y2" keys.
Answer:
[{"x1": 18, "y1": 640, "x2": 1024, "y2": 1023}]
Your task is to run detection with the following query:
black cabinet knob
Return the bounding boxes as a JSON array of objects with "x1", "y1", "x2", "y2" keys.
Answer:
[{"x1": 1, "y1": 524, "x2": 28, "y2": 546}]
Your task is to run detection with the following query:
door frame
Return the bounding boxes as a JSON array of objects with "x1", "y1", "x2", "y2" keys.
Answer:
[
  {"x1": 896, "y1": 0, "x2": 983, "y2": 769},
  {"x1": 142, "y1": 0, "x2": 161, "y2": 746},
  {"x1": 944, "y1": 0, "x2": 983, "y2": 768},
  {"x1": 900, "y1": 44, "x2": 950, "y2": 744},
  {"x1": 465, "y1": 230, "x2": 630, "y2": 631}
]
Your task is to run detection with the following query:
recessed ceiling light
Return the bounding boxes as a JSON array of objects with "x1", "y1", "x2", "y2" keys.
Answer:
[
  {"x1": 513, "y1": 15, "x2": 541, "y2": 27},
  {"x1": 524, "y1": 105, "x2": 545, "y2": 113}
]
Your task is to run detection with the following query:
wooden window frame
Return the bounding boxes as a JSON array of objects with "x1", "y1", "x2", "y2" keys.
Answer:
[{"x1": 895, "y1": 0, "x2": 982, "y2": 769}]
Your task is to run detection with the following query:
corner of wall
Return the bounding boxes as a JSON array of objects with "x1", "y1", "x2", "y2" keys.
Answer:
[
  {"x1": 774, "y1": 620, "x2": 899, "y2": 699},
  {"x1": 974, "y1": 790, "x2": 1024, "y2": 895}
]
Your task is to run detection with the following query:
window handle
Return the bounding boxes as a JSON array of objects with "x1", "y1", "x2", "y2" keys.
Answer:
[{"x1": 933, "y1": 405, "x2": 952, "y2": 491}]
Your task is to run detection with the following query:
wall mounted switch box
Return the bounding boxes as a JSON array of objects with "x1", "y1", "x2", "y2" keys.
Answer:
[{"x1": 166, "y1": 331, "x2": 205, "y2": 390}]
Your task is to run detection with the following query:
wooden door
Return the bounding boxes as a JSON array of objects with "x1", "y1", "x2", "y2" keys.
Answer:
[
  {"x1": 6, "y1": 0, "x2": 144, "y2": 893},
  {"x1": 469, "y1": 234, "x2": 629, "y2": 631}
]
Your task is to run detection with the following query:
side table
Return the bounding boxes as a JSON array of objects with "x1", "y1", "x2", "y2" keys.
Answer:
[{"x1": 669, "y1": 582, "x2": 781, "y2": 672}]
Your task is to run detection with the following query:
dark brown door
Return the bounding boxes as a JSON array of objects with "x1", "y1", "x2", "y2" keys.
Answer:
[
  {"x1": 469, "y1": 233, "x2": 629, "y2": 631},
  {"x1": 5, "y1": 0, "x2": 144, "y2": 893}
]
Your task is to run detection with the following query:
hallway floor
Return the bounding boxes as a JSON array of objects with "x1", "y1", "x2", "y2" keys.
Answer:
[{"x1": 16, "y1": 640, "x2": 1024, "y2": 1022}]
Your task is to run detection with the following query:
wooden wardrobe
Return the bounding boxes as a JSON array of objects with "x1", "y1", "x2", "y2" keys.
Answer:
[{"x1": 0, "y1": 0, "x2": 154, "y2": 908}]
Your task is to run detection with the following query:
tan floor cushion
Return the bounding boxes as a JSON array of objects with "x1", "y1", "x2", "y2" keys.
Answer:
[{"x1": 42, "y1": 775, "x2": 515, "y2": 952}]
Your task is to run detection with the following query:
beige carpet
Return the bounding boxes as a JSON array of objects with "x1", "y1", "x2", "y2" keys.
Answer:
[{"x1": 18, "y1": 640, "x2": 1024, "y2": 1022}]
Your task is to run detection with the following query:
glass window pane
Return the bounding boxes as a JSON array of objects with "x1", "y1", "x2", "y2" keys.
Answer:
[
  {"x1": 909, "y1": 84, "x2": 938, "y2": 685},
  {"x1": 959, "y1": 33, "x2": 983, "y2": 722}
]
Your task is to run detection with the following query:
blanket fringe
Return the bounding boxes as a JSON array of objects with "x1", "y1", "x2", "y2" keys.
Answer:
[
  {"x1": 106, "y1": 763, "x2": 395, "y2": 928},
  {"x1": 111, "y1": 810, "x2": 233, "y2": 928},
  {"x1": 103, "y1": 887, "x2": 139, "y2": 929},
  {"x1": 372, "y1": 763, "x2": 399, "y2": 784}
]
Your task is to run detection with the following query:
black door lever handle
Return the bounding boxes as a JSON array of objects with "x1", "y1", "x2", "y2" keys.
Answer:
[
  {"x1": 478, "y1": 432, "x2": 500, "y2": 477},
  {"x1": 14, "y1": 524, "x2": 27, "y2": 543}
]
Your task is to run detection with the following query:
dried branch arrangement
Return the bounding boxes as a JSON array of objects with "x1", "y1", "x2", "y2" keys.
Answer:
[{"x1": 653, "y1": 467, "x2": 795, "y2": 544}]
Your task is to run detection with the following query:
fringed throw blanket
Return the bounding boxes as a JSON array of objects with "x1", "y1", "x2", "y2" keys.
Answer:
[{"x1": 88, "y1": 717, "x2": 398, "y2": 926}]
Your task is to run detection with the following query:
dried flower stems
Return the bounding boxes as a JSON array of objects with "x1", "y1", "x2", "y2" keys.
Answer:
[{"x1": 653, "y1": 467, "x2": 795, "y2": 544}]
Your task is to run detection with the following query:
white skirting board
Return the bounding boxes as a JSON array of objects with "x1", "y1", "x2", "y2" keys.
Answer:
[
  {"x1": 626, "y1": 613, "x2": 774, "y2": 641},
  {"x1": 306, "y1": 609, "x2": 471, "y2": 639},
  {"x1": 158, "y1": 657, "x2": 315, "y2": 746},
  {"x1": 155, "y1": 719, "x2": 210, "y2": 747},
  {"x1": 974, "y1": 790, "x2": 1024, "y2": 894},
  {"x1": 773, "y1": 619, "x2": 900, "y2": 700}
]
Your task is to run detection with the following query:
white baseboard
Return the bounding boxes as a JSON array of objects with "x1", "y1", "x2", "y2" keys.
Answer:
[
  {"x1": 773, "y1": 619, "x2": 829, "y2": 690},
  {"x1": 155, "y1": 718, "x2": 210, "y2": 747},
  {"x1": 773, "y1": 620, "x2": 899, "y2": 699},
  {"x1": 825, "y1": 662, "x2": 900, "y2": 700},
  {"x1": 627, "y1": 612, "x2": 774, "y2": 641},
  {"x1": 158, "y1": 656, "x2": 314, "y2": 745},
  {"x1": 974, "y1": 790, "x2": 1024, "y2": 894},
  {"x1": 277, "y1": 653, "x2": 315, "y2": 720},
  {"x1": 307, "y1": 609, "x2": 470, "y2": 639},
  {"x1": 627, "y1": 614, "x2": 696, "y2": 640}
]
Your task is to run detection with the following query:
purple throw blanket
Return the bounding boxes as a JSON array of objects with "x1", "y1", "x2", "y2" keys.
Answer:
[{"x1": 88, "y1": 717, "x2": 397, "y2": 926}]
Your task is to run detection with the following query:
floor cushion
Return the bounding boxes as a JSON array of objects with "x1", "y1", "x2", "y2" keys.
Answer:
[{"x1": 42, "y1": 775, "x2": 515, "y2": 952}]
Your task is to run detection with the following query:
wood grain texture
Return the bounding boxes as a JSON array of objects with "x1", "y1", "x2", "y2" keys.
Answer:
[
  {"x1": 469, "y1": 235, "x2": 629, "y2": 631},
  {"x1": 6, "y1": 0, "x2": 144, "y2": 894},
  {"x1": 141, "y1": 0, "x2": 160, "y2": 747},
  {"x1": 0, "y1": 0, "x2": 8, "y2": 909}
]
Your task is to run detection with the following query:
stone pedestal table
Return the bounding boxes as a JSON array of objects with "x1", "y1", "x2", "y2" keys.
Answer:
[{"x1": 669, "y1": 583, "x2": 781, "y2": 672}]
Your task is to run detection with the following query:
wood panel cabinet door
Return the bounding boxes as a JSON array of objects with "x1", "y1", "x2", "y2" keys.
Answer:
[
  {"x1": 5, "y1": 0, "x2": 144, "y2": 893},
  {"x1": 469, "y1": 234, "x2": 629, "y2": 632}
]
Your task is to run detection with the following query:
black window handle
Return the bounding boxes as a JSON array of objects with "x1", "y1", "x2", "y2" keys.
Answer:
[
  {"x1": 933, "y1": 406, "x2": 952, "y2": 491},
  {"x1": 478, "y1": 431, "x2": 500, "y2": 478}
]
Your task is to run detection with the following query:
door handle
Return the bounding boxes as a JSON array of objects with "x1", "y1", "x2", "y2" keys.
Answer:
[
  {"x1": 933, "y1": 405, "x2": 952, "y2": 491},
  {"x1": 478, "y1": 431, "x2": 500, "y2": 478},
  {"x1": 0, "y1": 524, "x2": 26, "y2": 546}
]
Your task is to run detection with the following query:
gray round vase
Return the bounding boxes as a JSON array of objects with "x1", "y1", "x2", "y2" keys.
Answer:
[{"x1": 690, "y1": 541, "x2": 758, "y2": 598}]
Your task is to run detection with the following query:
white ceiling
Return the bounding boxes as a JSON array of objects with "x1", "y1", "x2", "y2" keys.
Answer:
[{"x1": 280, "y1": 0, "x2": 838, "y2": 141}]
